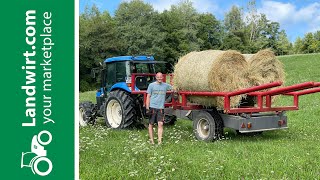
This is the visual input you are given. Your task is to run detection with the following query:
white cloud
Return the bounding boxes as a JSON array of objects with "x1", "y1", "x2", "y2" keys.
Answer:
[
  {"x1": 258, "y1": 1, "x2": 320, "y2": 35},
  {"x1": 258, "y1": 1, "x2": 295, "y2": 23},
  {"x1": 310, "y1": 15, "x2": 320, "y2": 32}
]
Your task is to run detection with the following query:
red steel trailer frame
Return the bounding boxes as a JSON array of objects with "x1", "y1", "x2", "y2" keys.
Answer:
[
  {"x1": 131, "y1": 73, "x2": 320, "y2": 113},
  {"x1": 130, "y1": 73, "x2": 320, "y2": 140}
]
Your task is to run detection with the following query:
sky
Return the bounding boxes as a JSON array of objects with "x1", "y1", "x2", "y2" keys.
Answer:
[{"x1": 79, "y1": 0, "x2": 320, "y2": 42}]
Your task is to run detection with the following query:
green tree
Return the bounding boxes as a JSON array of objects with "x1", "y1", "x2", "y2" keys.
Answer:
[
  {"x1": 312, "y1": 31, "x2": 320, "y2": 53},
  {"x1": 79, "y1": 5, "x2": 118, "y2": 91},
  {"x1": 265, "y1": 22, "x2": 280, "y2": 50},
  {"x1": 302, "y1": 32, "x2": 314, "y2": 53},
  {"x1": 276, "y1": 30, "x2": 291, "y2": 55},
  {"x1": 293, "y1": 37, "x2": 303, "y2": 54},
  {"x1": 246, "y1": 0, "x2": 260, "y2": 43},
  {"x1": 222, "y1": 5, "x2": 248, "y2": 52},
  {"x1": 224, "y1": 5, "x2": 244, "y2": 32},
  {"x1": 114, "y1": 0, "x2": 163, "y2": 56},
  {"x1": 159, "y1": 0, "x2": 203, "y2": 71},
  {"x1": 221, "y1": 33, "x2": 244, "y2": 50},
  {"x1": 197, "y1": 13, "x2": 222, "y2": 50},
  {"x1": 247, "y1": 14, "x2": 269, "y2": 52}
]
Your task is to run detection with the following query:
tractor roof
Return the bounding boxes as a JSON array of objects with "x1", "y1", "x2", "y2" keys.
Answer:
[{"x1": 104, "y1": 56, "x2": 155, "y2": 63}]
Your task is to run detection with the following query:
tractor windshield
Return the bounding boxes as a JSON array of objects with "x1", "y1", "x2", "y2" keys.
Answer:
[{"x1": 131, "y1": 63, "x2": 155, "y2": 74}]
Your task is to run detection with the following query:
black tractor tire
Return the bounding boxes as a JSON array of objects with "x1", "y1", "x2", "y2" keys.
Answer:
[
  {"x1": 79, "y1": 101, "x2": 95, "y2": 127},
  {"x1": 193, "y1": 111, "x2": 224, "y2": 142},
  {"x1": 105, "y1": 90, "x2": 136, "y2": 129},
  {"x1": 164, "y1": 115, "x2": 177, "y2": 126}
]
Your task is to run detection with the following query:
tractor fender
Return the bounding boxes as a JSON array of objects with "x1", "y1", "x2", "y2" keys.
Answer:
[{"x1": 109, "y1": 82, "x2": 139, "y2": 93}]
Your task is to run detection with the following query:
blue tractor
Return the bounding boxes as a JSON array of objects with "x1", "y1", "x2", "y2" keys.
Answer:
[{"x1": 79, "y1": 56, "x2": 176, "y2": 128}]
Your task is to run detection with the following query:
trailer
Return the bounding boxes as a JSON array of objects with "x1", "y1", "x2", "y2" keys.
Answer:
[{"x1": 130, "y1": 73, "x2": 320, "y2": 141}]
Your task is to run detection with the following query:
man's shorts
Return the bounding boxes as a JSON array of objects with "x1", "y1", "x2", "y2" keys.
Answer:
[{"x1": 149, "y1": 108, "x2": 164, "y2": 125}]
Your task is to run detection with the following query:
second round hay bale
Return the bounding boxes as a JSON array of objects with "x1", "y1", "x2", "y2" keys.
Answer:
[
  {"x1": 173, "y1": 50, "x2": 249, "y2": 108},
  {"x1": 245, "y1": 49, "x2": 285, "y2": 105},
  {"x1": 246, "y1": 49, "x2": 285, "y2": 86}
]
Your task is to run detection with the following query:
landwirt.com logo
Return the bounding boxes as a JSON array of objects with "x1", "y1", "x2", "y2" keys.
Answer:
[
  {"x1": 21, "y1": 9, "x2": 55, "y2": 176},
  {"x1": 21, "y1": 130, "x2": 53, "y2": 176}
]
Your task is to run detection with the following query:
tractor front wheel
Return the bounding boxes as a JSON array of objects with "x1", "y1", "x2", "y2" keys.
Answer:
[{"x1": 105, "y1": 90, "x2": 136, "y2": 129}]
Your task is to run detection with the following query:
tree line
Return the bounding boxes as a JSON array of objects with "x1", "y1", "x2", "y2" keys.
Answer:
[{"x1": 80, "y1": 0, "x2": 320, "y2": 91}]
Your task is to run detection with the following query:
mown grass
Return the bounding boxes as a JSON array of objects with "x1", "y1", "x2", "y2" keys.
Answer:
[{"x1": 79, "y1": 54, "x2": 320, "y2": 179}]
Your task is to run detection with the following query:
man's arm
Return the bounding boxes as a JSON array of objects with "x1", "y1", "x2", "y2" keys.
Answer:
[
  {"x1": 146, "y1": 94, "x2": 151, "y2": 110},
  {"x1": 146, "y1": 83, "x2": 152, "y2": 109}
]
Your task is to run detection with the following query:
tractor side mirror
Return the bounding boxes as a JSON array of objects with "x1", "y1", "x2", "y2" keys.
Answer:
[{"x1": 91, "y1": 68, "x2": 100, "y2": 79}]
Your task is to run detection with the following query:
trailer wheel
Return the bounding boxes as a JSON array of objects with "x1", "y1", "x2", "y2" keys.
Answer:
[
  {"x1": 79, "y1": 102, "x2": 94, "y2": 126},
  {"x1": 208, "y1": 110, "x2": 224, "y2": 139},
  {"x1": 105, "y1": 90, "x2": 136, "y2": 129},
  {"x1": 193, "y1": 111, "x2": 224, "y2": 142}
]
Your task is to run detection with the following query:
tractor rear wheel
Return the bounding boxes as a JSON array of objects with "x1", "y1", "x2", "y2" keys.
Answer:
[
  {"x1": 105, "y1": 90, "x2": 136, "y2": 129},
  {"x1": 193, "y1": 111, "x2": 224, "y2": 142}
]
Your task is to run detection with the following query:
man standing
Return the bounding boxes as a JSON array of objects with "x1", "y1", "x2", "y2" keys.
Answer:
[{"x1": 146, "y1": 72, "x2": 172, "y2": 145}]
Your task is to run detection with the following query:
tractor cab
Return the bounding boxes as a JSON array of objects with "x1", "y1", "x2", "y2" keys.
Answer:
[
  {"x1": 79, "y1": 55, "x2": 166, "y2": 126},
  {"x1": 103, "y1": 56, "x2": 163, "y2": 92}
]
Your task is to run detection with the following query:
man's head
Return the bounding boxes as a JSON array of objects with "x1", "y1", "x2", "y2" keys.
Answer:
[{"x1": 155, "y1": 72, "x2": 163, "y2": 84}]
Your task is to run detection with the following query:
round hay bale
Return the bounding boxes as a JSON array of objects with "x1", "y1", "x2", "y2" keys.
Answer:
[
  {"x1": 173, "y1": 51, "x2": 198, "y2": 91},
  {"x1": 247, "y1": 49, "x2": 285, "y2": 86},
  {"x1": 173, "y1": 50, "x2": 249, "y2": 108},
  {"x1": 245, "y1": 49, "x2": 285, "y2": 105}
]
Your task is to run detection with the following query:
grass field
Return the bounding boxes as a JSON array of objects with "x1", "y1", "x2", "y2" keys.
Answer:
[{"x1": 79, "y1": 54, "x2": 320, "y2": 179}]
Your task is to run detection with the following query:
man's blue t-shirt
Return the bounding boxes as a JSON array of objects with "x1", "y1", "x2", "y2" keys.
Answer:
[{"x1": 147, "y1": 82, "x2": 172, "y2": 109}]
